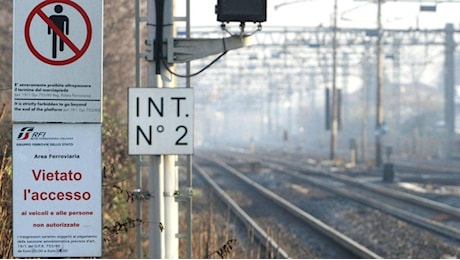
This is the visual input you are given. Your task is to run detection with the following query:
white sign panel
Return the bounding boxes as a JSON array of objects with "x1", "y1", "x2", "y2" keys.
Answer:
[
  {"x1": 12, "y1": 0, "x2": 103, "y2": 123},
  {"x1": 129, "y1": 88, "x2": 194, "y2": 155},
  {"x1": 12, "y1": 124, "x2": 102, "y2": 258}
]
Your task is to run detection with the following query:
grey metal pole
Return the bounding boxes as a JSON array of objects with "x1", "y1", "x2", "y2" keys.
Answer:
[
  {"x1": 160, "y1": 1, "x2": 179, "y2": 258},
  {"x1": 147, "y1": 0, "x2": 165, "y2": 258},
  {"x1": 185, "y1": 155, "x2": 193, "y2": 258},
  {"x1": 392, "y1": 39, "x2": 401, "y2": 155},
  {"x1": 164, "y1": 154, "x2": 179, "y2": 259},
  {"x1": 148, "y1": 154, "x2": 164, "y2": 258},
  {"x1": 361, "y1": 51, "x2": 369, "y2": 163},
  {"x1": 342, "y1": 52, "x2": 349, "y2": 132},
  {"x1": 444, "y1": 23, "x2": 455, "y2": 158},
  {"x1": 330, "y1": 0, "x2": 338, "y2": 160},
  {"x1": 134, "y1": 0, "x2": 143, "y2": 257},
  {"x1": 375, "y1": 0, "x2": 384, "y2": 167},
  {"x1": 185, "y1": 0, "x2": 193, "y2": 257}
]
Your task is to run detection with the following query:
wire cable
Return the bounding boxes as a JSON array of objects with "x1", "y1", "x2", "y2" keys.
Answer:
[
  {"x1": 161, "y1": 36, "x2": 229, "y2": 78},
  {"x1": 161, "y1": 50, "x2": 228, "y2": 78}
]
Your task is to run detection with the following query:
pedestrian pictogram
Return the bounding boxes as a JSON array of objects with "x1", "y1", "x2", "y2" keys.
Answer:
[
  {"x1": 24, "y1": 0, "x2": 92, "y2": 66},
  {"x1": 48, "y1": 4, "x2": 69, "y2": 59}
]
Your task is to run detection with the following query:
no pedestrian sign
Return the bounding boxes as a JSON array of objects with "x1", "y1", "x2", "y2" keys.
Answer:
[
  {"x1": 12, "y1": 0, "x2": 103, "y2": 123},
  {"x1": 25, "y1": 0, "x2": 92, "y2": 66}
]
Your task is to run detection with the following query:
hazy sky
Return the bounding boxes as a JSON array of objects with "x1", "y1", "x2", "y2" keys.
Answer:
[{"x1": 183, "y1": 0, "x2": 460, "y2": 29}]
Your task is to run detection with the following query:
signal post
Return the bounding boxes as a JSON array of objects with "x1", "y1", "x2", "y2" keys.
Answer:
[{"x1": 129, "y1": 0, "x2": 266, "y2": 258}]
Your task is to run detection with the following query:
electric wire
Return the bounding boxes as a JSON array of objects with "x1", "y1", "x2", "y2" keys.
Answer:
[
  {"x1": 158, "y1": 21, "x2": 263, "y2": 78},
  {"x1": 161, "y1": 36, "x2": 229, "y2": 78},
  {"x1": 161, "y1": 50, "x2": 228, "y2": 78}
]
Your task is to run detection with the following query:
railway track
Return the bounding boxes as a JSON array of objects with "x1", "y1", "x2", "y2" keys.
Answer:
[
  {"x1": 392, "y1": 159, "x2": 460, "y2": 186},
  {"x1": 194, "y1": 150, "x2": 460, "y2": 258},
  {"x1": 194, "y1": 157, "x2": 382, "y2": 258},
  {"x1": 223, "y1": 150, "x2": 460, "y2": 239}
]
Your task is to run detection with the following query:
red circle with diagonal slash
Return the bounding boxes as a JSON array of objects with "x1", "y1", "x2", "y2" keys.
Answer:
[{"x1": 24, "y1": 0, "x2": 92, "y2": 66}]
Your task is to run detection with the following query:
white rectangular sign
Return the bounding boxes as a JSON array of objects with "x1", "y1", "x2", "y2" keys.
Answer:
[
  {"x1": 129, "y1": 88, "x2": 194, "y2": 155},
  {"x1": 12, "y1": 124, "x2": 102, "y2": 258},
  {"x1": 12, "y1": 0, "x2": 103, "y2": 123}
]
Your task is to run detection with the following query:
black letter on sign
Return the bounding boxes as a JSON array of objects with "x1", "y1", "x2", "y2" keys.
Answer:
[
  {"x1": 149, "y1": 97, "x2": 164, "y2": 117},
  {"x1": 171, "y1": 97, "x2": 186, "y2": 117},
  {"x1": 137, "y1": 125, "x2": 152, "y2": 145}
]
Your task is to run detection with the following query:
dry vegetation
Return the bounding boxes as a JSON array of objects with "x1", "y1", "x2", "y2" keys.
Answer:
[
  {"x1": 0, "y1": 136, "x2": 13, "y2": 259},
  {"x1": 0, "y1": 2, "x2": 12, "y2": 248}
]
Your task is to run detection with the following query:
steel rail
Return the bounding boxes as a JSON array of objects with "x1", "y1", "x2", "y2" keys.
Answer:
[
  {"x1": 261, "y1": 154, "x2": 460, "y2": 219},
  {"x1": 232, "y1": 151, "x2": 460, "y2": 241},
  {"x1": 193, "y1": 163, "x2": 290, "y2": 259},
  {"x1": 196, "y1": 156, "x2": 382, "y2": 259}
]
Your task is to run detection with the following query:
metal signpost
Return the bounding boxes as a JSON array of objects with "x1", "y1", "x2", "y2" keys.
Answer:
[
  {"x1": 130, "y1": 0, "x2": 262, "y2": 257},
  {"x1": 12, "y1": 0, "x2": 103, "y2": 258}
]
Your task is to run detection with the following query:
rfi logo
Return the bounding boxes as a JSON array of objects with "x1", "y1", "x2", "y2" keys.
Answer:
[{"x1": 17, "y1": 127, "x2": 46, "y2": 140}]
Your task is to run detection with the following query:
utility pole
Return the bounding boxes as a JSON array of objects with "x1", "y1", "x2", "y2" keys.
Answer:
[
  {"x1": 356, "y1": 0, "x2": 460, "y2": 165},
  {"x1": 330, "y1": 0, "x2": 339, "y2": 160},
  {"x1": 375, "y1": 0, "x2": 384, "y2": 167},
  {"x1": 444, "y1": 23, "x2": 455, "y2": 158},
  {"x1": 361, "y1": 50, "x2": 370, "y2": 163}
]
